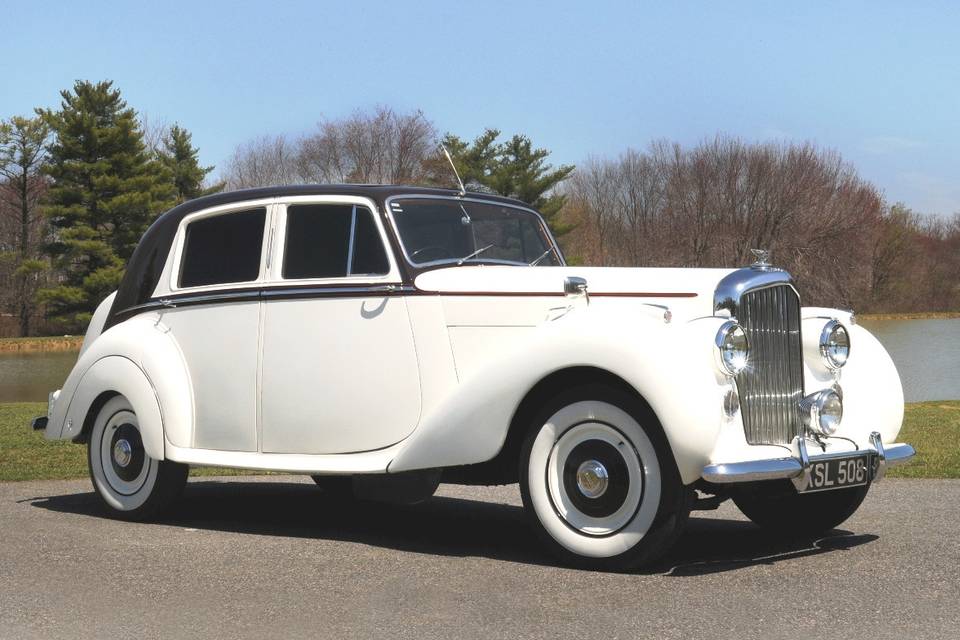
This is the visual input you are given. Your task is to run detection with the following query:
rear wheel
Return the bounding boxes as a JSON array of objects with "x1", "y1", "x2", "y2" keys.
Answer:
[
  {"x1": 519, "y1": 385, "x2": 689, "y2": 571},
  {"x1": 733, "y1": 482, "x2": 870, "y2": 535},
  {"x1": 87, "y1": 395, "x2": 188, "y2": 521}
]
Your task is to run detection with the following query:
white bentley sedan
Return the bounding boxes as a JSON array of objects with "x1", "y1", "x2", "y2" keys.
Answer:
[{"x1": 34, "y1": 185, "x2": 914, "y2": 570}]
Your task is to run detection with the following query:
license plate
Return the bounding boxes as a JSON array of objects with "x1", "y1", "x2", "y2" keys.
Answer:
[{"x1": 797, "y1": 454, "x2": 873, "y2": 493}]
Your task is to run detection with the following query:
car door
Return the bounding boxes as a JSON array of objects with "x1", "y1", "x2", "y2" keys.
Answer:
[
  {"x1": 158, "y1": 203, "x2": 270, "y2": 452},
  {"x1": 259, "y1": 198, "x2": 421, "y2": 454}
]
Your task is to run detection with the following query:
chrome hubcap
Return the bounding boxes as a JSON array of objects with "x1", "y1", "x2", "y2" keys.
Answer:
[
  {"x1": 113, "y1": 439, "x2": 133, "y2": 468},
  {"x1": 575, "y1": 460, "x2": 609, "y2": 498}
]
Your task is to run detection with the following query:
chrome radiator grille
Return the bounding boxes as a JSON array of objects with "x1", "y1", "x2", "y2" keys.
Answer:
[{"x1": 735, "y1": 285, "x2": 805, "y2": 445}]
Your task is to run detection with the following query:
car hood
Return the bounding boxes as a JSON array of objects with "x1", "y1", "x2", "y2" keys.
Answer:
[{"x1": 414, "y1": 265, "x2": 736, "y2": 319}]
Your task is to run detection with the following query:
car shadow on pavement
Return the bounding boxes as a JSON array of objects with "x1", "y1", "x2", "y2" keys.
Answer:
[{"x1": 26, "y1": 479, "x2": 878, "y2": 575}]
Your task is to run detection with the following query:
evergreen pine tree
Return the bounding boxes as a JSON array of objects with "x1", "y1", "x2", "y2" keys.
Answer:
[
  {"x1": 38, "y1": 80, "x2": 175, "y2": 329},
  {"x1": 159, "y1": 124, "x2": 224, "y2": 203}
]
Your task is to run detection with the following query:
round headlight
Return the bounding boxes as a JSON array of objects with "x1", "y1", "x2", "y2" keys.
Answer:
[
  {"x1": 715, "y1": 321, "x2": 749, "y2": 376},
  {"x1": 819, "y1": 320, "x2": 850, "y2": 370},
  {"x1": 800, "y1": 388, "x2": 843, "y2": 436}
]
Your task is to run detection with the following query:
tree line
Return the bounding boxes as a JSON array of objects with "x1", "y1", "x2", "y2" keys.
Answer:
[
  {"x1": 0, "y1": 81, "x2": 220, "y2": 335},
  {"x1": 561, "y1": 139, "x2": 960, "y2": 312},
  {"x1": 1, "y1": 79, "x2": 956, "y2": 337}
]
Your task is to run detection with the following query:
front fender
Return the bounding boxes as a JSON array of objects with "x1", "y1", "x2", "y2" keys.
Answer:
[
  {"x1": 826, "y1": 324, "x2": 904, "y2": 444},
  {"x1": 801, "y1": 311, "x2": 904, "y2": 445},
  {"x1": 390, "y1": 308, "x2": 731, "y2": 484}
]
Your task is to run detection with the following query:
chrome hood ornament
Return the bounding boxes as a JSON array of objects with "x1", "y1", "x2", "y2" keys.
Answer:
[{"x1": 750, "y1": 248, "x2": 772, "y2": 270}]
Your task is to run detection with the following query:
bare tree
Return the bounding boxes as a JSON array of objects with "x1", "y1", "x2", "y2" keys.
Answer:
[
  {"x1": 297, "y1": 107, "x2": 436, "y2": 184},
  {"x1": 563, "y1": 136, "x2": 886, "y2": 308},
  {"x1": 0, "y1": 115, "x2": 51, "y2": 336},
  {"x1": 223, "y1": 135, "x2": 300, "y2": 190},
  {"x1": 222, "y1": 107, "x2": 437, "y2": 191},
  {"x1": 139, "y1": 112, "x2": 170, "y2": 156}
]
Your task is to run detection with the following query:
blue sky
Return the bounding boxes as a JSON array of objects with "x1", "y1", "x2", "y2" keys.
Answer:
[{"x1": 4, "y1": 1, "x2": 959, "y2": 215}]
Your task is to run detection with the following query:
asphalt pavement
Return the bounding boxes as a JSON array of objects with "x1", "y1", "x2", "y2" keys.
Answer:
[{"x1": 1, "y1": 476, "x2": 957, "y2": 640}]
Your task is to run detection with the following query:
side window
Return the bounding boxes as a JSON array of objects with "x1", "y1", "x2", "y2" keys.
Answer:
[
  {"x1": 179, "y1": 208, "x2": 266, "y2": 288},
  {"x1": 283, "y1": 204, "x2": 389, "y2": 279},
  {"x1": 351, "y1": 207, "x2": 390, "y2": 275}
]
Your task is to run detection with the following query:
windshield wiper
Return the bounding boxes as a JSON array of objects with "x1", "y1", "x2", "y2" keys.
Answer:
[
  {"x1": 457, "y1": 243, "x2": 495, "y2": 266},
  {"x1": 528, "y1": 248, "x2": 555, "y2": 266}
]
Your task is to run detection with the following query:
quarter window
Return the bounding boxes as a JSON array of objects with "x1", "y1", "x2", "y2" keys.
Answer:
[
  {"x1": 179, "y1": 208, "x2": 266, "y2": 288},
  {"x1": 283, "y1": 204, "x2": 389, "y2": 279}
]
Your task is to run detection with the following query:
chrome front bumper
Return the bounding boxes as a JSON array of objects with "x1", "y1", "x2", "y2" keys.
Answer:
[{"x1": 703, "y1": 431, "x2": 916, "y2": 485}]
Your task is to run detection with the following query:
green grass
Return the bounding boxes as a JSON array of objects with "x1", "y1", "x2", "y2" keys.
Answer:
[
  {"x1": 1, "y1": 401, "x2": 957, "y2": 482},
  {"x1": 888, "y1": 401, "x2": 960, "y2": 479}
]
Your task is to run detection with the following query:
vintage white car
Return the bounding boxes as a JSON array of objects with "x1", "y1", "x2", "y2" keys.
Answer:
[{"x1": 34, "y1": 185, "x2": 915, "y2": 569}]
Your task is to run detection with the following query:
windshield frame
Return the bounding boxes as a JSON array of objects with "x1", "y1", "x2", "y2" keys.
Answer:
[{"x1": 384, "y1": 194, "x2": 566, "y2": 269}]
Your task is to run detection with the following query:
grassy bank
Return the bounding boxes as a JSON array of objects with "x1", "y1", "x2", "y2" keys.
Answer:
[
  {"x1": 1, "y1": 400, "x2": 957, "y2": 482},
  {"x1": 858, "y1": 311, "x2": 960, "y2": 321},
  {"x1": 0, "y1": 336, "x2": 83, "y2": 353}
]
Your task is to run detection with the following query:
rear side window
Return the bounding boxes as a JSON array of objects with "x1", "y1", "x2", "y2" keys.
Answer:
[
  {"x1": 179, "y1": 208, "x2": 266, "y2": 288},
  {"x1": 283, "y1": 204, "x2": 389, "y2": 279}
]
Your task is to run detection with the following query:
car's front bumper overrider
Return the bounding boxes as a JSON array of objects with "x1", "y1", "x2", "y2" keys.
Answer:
[{"x1": 703, "y1": 431, "x2": 915, "y2": 485}]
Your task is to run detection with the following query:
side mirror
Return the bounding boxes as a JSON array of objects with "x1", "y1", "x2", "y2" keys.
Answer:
[{"x1": 564, "y1": 276, "x2": 589, "y2": 304}]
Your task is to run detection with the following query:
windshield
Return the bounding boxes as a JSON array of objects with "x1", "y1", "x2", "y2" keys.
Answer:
[{"x1": 389, "y1": 198, "x2": 562, "y2": 267}]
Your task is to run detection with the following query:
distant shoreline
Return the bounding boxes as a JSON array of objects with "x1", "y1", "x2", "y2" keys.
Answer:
[
  {"x1": 0, "y1": 336, "x2": 83, "y2": 353},
  {"x1": 858, "y1": 311, "x2": 960, "y2": 321}
]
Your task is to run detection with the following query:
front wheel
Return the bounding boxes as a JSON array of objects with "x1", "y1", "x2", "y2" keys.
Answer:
[
  {"x1": 733, "y1": 482, "x2": 870, "y2": 535},
  {"x1": 519, "y1": 386, "x2": 689, "y2": 571},
  {"x1": 87, "y1": 395, "x2": 188, "y2": 521}
]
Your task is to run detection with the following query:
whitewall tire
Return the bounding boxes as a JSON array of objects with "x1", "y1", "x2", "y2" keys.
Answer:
[
  {"x1": 87, "y1": 395, "x2": 188, "y2": 521},
  {"x1": 519, "y1": 386, "x2": 689, "y2": 570}
]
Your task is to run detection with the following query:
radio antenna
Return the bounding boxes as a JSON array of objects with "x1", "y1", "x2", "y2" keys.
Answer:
[{"x1": 439, "y1": 142, "x2": 466, "y2": 197}]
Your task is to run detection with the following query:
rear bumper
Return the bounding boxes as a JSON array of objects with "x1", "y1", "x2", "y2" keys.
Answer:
[
  {"x1": 703, "y1": 431, "x2": 915, "y2": 485},
  {"x1": 30, "y1": 390, "x2": 59, "y2": 434}
]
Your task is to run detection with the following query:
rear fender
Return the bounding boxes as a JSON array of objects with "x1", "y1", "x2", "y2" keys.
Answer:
[{"x1": 47, "y1": 314, "x2": 193, "y2": 456}]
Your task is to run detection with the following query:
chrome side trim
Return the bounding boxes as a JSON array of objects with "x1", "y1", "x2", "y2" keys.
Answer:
[
  {"x1": 114, "y1": 284, "x2": 417, "y2": 318},
  {"x1": 702, "y1": 441, "x2": 916, "y2": 484}
]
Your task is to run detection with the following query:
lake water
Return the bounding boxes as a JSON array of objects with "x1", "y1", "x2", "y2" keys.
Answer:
[
  {"x1": 0, "y1": 350, "x2": 81, "y2": 403},
  {"x1": 857, "y1": 318, "x2": 960, "y2": 402},
  {"x1": 0, "y1": 319, "x2": 957, "y2": 403}
]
